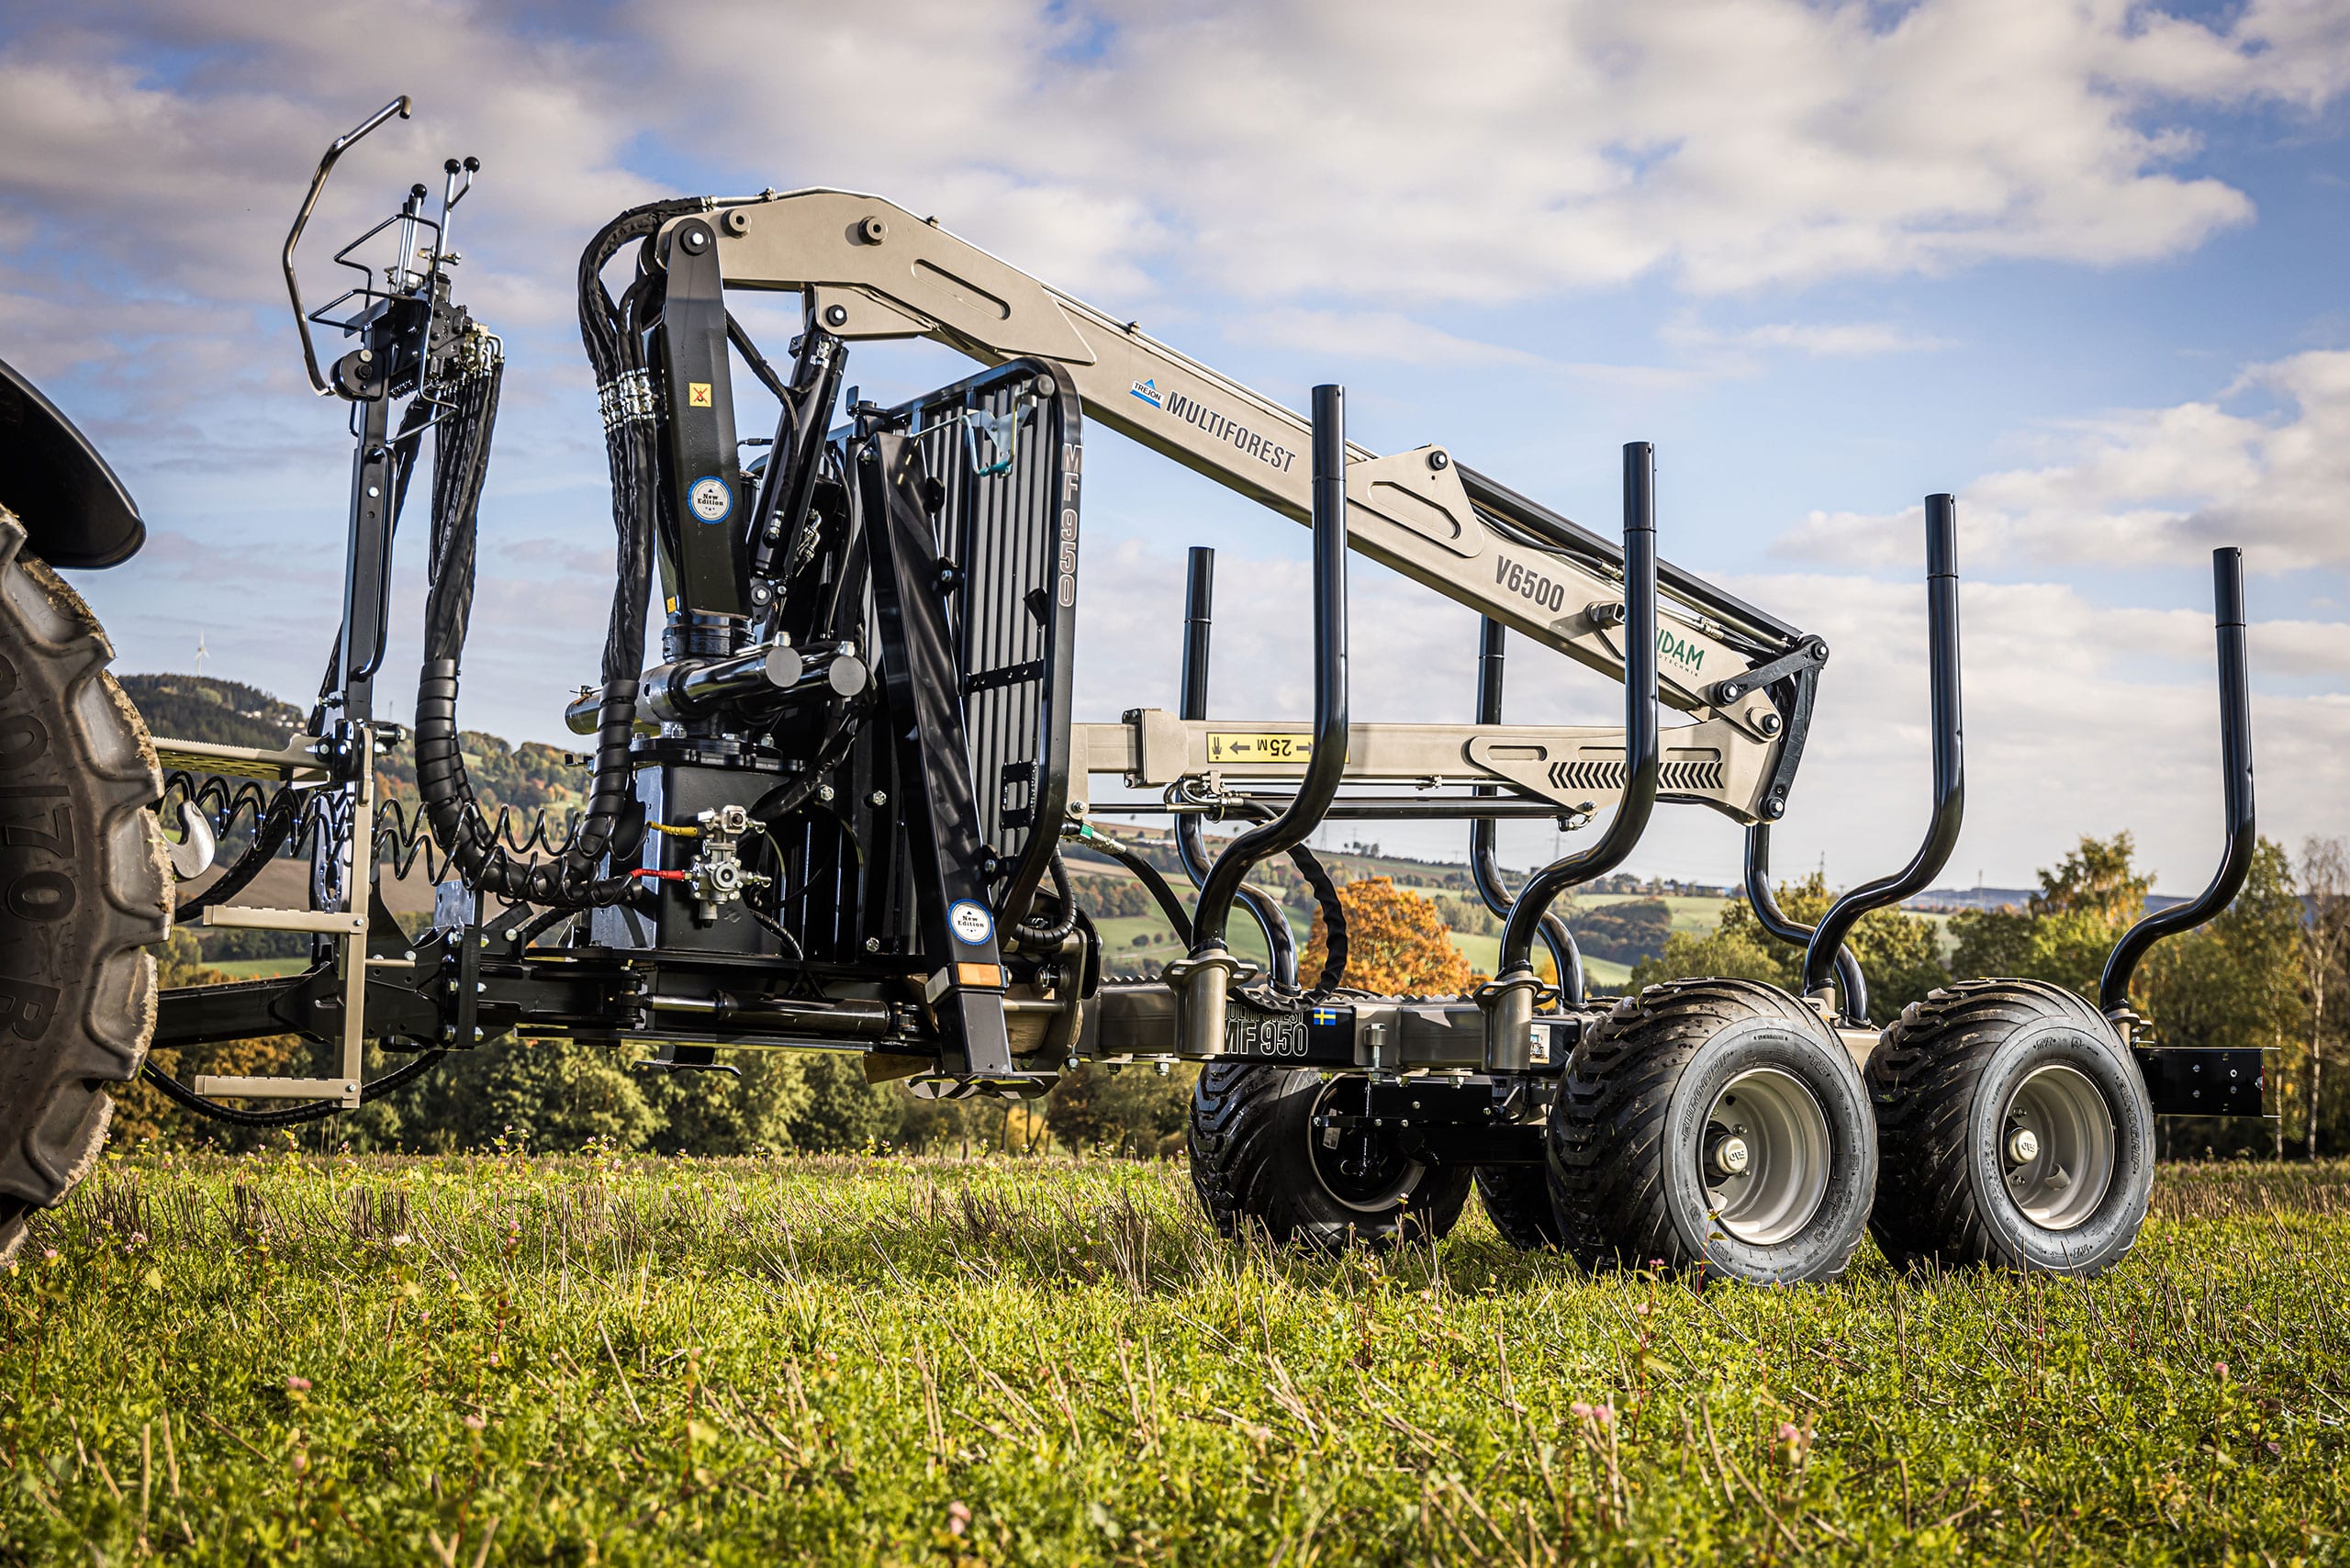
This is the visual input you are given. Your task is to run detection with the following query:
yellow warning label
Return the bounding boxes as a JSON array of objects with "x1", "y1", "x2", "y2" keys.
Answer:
[
  {"x1": 1205, "y1": 732, "x2": 1315, "y2": 765},
  {"x1": 688, "y1": 382, "x2": 713, "y2": 407}
]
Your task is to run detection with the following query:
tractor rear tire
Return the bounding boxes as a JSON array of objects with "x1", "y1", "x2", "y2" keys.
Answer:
[
  {"x1": 0, "y1": 512, "x2": 167, "y2": 1263},
  {"x1": 1190, "y1": 1062, "x2": 1471, "y2": 1251},
  {"x1": 1866, "y1": 980, "x2": 2154, "y2": 1277},
  {"x1": 1474, "y1": 1164, "x2": 1566, "y2": 1249},
  {"x1": 1547, "y1": 977, "x2": 1875, "y2": 1284}
]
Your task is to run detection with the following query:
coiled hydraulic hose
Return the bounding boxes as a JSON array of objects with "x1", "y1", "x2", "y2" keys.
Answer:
[{"x1": 411, "y1": 198, "x2": 706, "y2": 907}]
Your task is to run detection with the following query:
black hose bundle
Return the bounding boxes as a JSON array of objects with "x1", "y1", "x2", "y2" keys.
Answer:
[
  {"x1": 411, "y1": 198, "x2": 706, "y2": 907},
  {"x1": 1009, "y1": 849, "x2": 1080, "y2": 948}
]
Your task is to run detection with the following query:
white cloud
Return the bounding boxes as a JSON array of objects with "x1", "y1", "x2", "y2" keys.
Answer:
[
  {"x1": 1781, "y1": 349, "x2": 2350, "y2": 572},
  {"x1": 6, "y1": 0, "x2": 2346, "y2": 890},
  {"x1": 1716, "y1": 570, "x2": 2350, "y2": 896},
  {"x1": 1665, "y1": 317, "x2": 1953, "y2": 359},
  {"x1": 1069, "y1": 539, "x2": 2348, "y2": 889},
  {"x1": 1238, "y1": 309, "x2": 1547, "y2": 368}
]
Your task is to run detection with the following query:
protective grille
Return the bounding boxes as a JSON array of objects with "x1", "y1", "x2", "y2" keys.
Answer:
[{"x1": 901, "y1": 362, "x2": 1082, "y2": 922}]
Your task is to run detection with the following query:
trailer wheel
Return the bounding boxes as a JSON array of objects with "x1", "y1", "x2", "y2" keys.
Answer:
[
  {"x1": 0, "y1": 514, "x2": 167, "y2": 1264},
  {"x1": 1189, "y1": 1062, "x2": 1471, "y2": 1251},
  {"x1": 1474, "y1": 1165, "x2": 1565, "y2": 1249},
  {"x1": 1546, "y1": 977, "x2": 1874, "y2": 1284},
  {"x1": 1867, "y1": 980, "x2": 2152, "y2": 1277}
]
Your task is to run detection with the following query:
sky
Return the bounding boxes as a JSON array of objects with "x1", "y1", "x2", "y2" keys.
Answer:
[{"x1": 3, "y1": 0, "x2": 2346, "y2": 894}]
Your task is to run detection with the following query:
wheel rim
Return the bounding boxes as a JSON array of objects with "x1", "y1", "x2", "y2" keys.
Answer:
[
  {"x1": 1999, "y1": 1063, "x2": 2115, "y2": 1231},
  {"x1": 1701, "y1": 1068, "x2": 1831, "y2": 1246},
  {"x1": 1305, "y1": 1077, "x2": 1424, "y2": 1214}
]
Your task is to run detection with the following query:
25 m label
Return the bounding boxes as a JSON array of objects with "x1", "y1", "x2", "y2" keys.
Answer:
[{"x1": 1205, "y1": 733, "x2": 1314, "y2": 765}]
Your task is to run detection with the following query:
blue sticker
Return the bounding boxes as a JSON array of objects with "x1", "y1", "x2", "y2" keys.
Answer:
[
  {"x1": 687, "y1": 475, "x2": 733, "y2": 524},
  {"x1": 947, "y1": 899, "x2": 994, "y2": 946}
]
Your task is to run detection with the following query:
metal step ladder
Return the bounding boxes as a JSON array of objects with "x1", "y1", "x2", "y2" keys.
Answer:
[{"x1": 154, "y1": 726, "x2": 380, "y2": 1109}]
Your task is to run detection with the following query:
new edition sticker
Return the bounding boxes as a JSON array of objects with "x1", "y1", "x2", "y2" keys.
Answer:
[
  {"x1": 947, "y1": 900, "x2": 994, "y2": 946},
  {"x1": 688, "y1": 475, "x2": 732, "y2": 524}
]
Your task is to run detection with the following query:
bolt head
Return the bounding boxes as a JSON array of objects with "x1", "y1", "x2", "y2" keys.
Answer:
[
  {"x1": 824, "y1": 304, "x2": 849, "y2": 328},
  {"x1": 1758, "y1": 712, "x2": 1784, "y2": 735},
  {"x1": 2007, "y1": 1126, "x2": 2040, "y2": 1165},
  {"x1": 868, "y1": 790, "x2": 888, "y2": 806},
  {"x1": 682, "y1": 228, "x2": 708, "y2": 252},
  {"x1": 865, "y1": 936, "x2": 882, "y2": 952},
  {"x1": 1713, "y1": 1135, "x2": 1751, "y2": 1177},
  {"x1": 1427, "y1": 450, "x2": 1449, "y2": 471}
]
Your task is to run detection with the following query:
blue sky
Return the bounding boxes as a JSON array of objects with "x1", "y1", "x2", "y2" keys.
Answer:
[{"x1": 3, "y1": 0, "x2": 2345, "y2": 891}]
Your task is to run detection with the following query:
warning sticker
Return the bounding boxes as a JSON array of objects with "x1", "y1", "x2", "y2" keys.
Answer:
[
  {"x1": 688, "y1": 382, "x2": 713, "y2": 408},
  {"x1": 1205, "y1": 732, "x2": 1314, "y2": 765}
]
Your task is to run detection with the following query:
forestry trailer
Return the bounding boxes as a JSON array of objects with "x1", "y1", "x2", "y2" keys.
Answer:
[{"x1": 0, "y1": 100, "x2": 2267, "y2": 1282}]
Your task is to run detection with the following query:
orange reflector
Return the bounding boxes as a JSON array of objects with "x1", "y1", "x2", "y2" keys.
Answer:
[{"x1": 956, "y1": 962, "x2": 1006, "y2": 991}]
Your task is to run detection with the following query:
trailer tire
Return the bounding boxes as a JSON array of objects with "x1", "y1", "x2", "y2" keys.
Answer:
[
  {"x1": 1547, "y1": 977, "x2": 1874, "y2": 1284},
  {"x1": 1867, "y1": 980, "x2": 2153, "y2": 1277},
  {"x1": 1189, "y1": 1062, "x2": 1471, "y2": 1251},
  {"x1": 1474, "y1": 1164, "x2": 1565, "y2": 1249},
  {"x1": 0, "y1": 512, "x2": 167, "y2": 1264}
]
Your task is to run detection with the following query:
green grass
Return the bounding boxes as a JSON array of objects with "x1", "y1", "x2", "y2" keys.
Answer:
[
  {"x1": 1572, "y1": 892, "x2": 1727, "y2": 936},
  {"x1": 9, "y1": 1152, "x2": 2345, "y2": 1563},
  {"x1": 207, "y1": 958, "x2": 312, "y2": 980},
  {"x1": 1448, "y1": 932, "x2": 1634, "y2": 989}
]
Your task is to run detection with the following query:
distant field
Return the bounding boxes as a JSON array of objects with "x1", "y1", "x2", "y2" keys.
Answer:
[
  {"x1": 1447, "y1": 932, "x2": 1634, "y2": 990},
  {"x1": 14, "y1": 1154, "x2": 2346, "y2": 1563},
  {"x1": 205, "y1": 957, "x2": 312, "y2": 980}
]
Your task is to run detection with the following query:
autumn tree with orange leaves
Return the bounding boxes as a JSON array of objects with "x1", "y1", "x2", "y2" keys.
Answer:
[{"x1": 1303, "y1": 877, "x2": 1474, "y2": 995}]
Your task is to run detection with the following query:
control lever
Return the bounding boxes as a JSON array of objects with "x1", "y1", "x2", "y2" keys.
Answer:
[{"x1": 284, "y1": 95, "x2": 412, "y2": 395}]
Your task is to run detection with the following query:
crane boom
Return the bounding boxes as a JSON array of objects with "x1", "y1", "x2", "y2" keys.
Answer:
[{"x1": 654, "y1": 189, "x2": 1824, "y2": 825}]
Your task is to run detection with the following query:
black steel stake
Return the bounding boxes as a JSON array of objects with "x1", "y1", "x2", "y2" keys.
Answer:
[
  {"x1": 2098, "y1": 546, "x2": 2255, "y2": 1016},
  {"x1": 1800, "y1": 494, "x2": 1964, "y2": 1009}
]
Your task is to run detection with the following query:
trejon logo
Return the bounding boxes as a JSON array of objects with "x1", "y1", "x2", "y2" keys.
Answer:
[{"x1": 1129, "y1": 377, "x2": 1163, "y2": 409}]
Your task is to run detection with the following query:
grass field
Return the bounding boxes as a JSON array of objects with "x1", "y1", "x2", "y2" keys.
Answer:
[
  {"x1": 8, "y1": 1152, "x2": 2345, "y2": 1563},
  {"x1": 207, "y1": 958, "x2": 312, "y2": 980}
]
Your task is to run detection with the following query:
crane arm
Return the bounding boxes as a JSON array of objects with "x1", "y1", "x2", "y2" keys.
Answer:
[{"x1": 657, "y1": 189, "x2": 1821, "y2": 824}]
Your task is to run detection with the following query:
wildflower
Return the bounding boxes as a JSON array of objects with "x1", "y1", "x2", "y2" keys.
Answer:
[
  {"x1": 41, "y1": 1249, "x2": 57, "y2": 1262},
  {"x1": 389, "y1": 1234, "x2": 412, "y2": 1248},
  {"x1": 464, "y1": 1414, "x2": 487, "y2": 1430},
  {"x1": 2214, "y1": 1361, "x2": 2229, "y2": 1382},
  {"x1": 286, "y1": 1376, "x2": 311, "y2": 1393},
  {"x1": 1570, "y1": 1401, "x2": 1614, "y2": 1425},
  {"x1": 946, "y1": 1501, "x2": 971, "y2": 1537}
]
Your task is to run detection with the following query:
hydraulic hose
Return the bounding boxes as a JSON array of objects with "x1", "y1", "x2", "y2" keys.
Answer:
[
  {"x1": 140, "y1": 1050, "x2": 447, "y2": 1129},
  {"x1": 1077, "y1": 824, "x2": 1195, "y2": 946},
  {"x1": 411, "y1": 199, "x2": 704, "y2": 908},
  {"x1": 1010, "y1": 849, "x2": 1081, "y2": 947}
]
